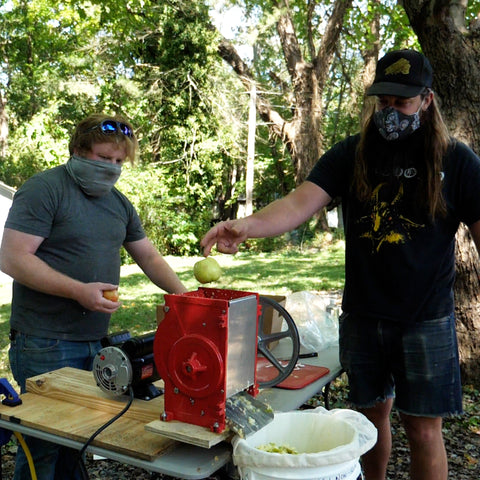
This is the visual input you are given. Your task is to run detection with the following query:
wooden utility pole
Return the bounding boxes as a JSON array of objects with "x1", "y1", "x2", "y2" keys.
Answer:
[{"x1": 245, "y1": 82, "x2": 256, "y2": 217}]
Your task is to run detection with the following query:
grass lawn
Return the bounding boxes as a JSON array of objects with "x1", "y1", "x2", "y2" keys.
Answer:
[{"x1": 0, "y1": 244, "x2": 346, "y2": 385}]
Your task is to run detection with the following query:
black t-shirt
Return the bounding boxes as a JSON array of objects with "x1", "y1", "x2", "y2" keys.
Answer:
[{"x1": 307, "y1": 129, "x2": 480, "y2": 322}]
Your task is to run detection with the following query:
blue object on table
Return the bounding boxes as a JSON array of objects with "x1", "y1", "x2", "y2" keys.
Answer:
[
  {"x1": 0, "y1": 379, "x2": 21, "y2": 407},
  {"x1": 0, "y1": 378, "x2": 22, "y2": 446}
]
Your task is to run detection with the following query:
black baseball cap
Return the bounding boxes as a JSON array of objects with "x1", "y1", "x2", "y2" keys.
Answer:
[{"x1": 367, "y1": 49, "x2": 433, "y2": 98}]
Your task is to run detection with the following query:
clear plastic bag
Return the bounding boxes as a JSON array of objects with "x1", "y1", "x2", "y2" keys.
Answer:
[{"x1": 285, "y1": 291, "x2": 340, "y2": 353}]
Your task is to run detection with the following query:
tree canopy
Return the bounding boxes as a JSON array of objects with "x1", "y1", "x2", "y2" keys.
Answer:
[
  {"x1": 0, "y1": 0, "x2": 250, "y2": 254},
  {"x1": 0, "y1": 0, "x2": 479, "y2": 256}
]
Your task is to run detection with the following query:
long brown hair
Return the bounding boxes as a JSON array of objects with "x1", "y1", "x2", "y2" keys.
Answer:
[{"x1": 353, "y1": 93, "x2": 451, "y2": 219}]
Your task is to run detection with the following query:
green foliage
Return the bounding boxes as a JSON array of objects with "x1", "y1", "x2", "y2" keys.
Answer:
[
  {"x1": 0, "y1": 0, "x2": 249, "y2": 254},
  {"x1": 467, "y1": 1, "x2": 480, "y2": 23},
  {"x1": 0, "y1": 0, "x2": 435, "y2": 257},
  {"x1": 322, "y1": 52, "x2": 364, "y2": 147},
  {"x1": 322, "y1": 1, "x2": 418, "y2": 148},
  {"x1": 350, "y1": 0, "x2": 417, "y2": 52},
  {"x1": 221, "y1": 0, "x2": 419, "y2": 160},
  {"x1": 93, "y1": 1, "x2": 249, "y2": 255},
  {"x1": 0, "y1": 0, "x2": 103, "y2": 121},
  {"x1": 118, "y1": 163, "x2": 213, "y2": 256},
  {"x1": 245, "y1": 222, "x2": 345, "y2": 253},
  {"x1": 0, "y1": 109, "x2": 70, "y2": 186},
  {"x1": 253, "y1": 135, "x2": 296, "y2": 201}
]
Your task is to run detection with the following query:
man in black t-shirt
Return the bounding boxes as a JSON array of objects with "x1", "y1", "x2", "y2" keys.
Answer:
[{"x1": 201, "y1": 50, "x2": 480, "y2": 480}]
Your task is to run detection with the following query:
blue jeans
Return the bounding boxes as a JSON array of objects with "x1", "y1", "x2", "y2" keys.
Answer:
[{"x1": 9, "y1": 331, "x2": 102, "y2": 480}]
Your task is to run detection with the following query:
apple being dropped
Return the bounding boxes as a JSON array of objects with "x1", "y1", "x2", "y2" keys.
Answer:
[
  {"x1": 193, "y1": 257, "x2": 222, "y2": 284},
  {"x1": 103, "y1": 289, "x2": 119, "y2": 302}
]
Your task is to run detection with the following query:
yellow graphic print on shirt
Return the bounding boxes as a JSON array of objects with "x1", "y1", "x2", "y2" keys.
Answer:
[{"x1": 358, "y1": 182, "x2": 424, "y2": 252}]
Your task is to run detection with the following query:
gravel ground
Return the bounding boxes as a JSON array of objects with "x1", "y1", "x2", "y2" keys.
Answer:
[{"x1": 1, "y1": 376, "x2": 479, "y2": 479}]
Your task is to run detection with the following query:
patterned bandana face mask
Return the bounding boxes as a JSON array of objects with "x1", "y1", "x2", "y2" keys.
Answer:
[
  {"x1": 373, "y1": 102, "x2": 423, "y2": 141},
  {"x1": 66, "y1": 154, "x2": 122, "y2": 197}
]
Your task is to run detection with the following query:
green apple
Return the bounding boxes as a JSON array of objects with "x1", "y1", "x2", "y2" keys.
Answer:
[{"x1": 193, "y1": 257, "x2": 222, "y2": 284}]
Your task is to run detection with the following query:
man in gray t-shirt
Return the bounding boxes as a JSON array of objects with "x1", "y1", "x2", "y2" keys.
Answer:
[{"x1": 0, "y1": 113, "x2": 187, "y2": 480}]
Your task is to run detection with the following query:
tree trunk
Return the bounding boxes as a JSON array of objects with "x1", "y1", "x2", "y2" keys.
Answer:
[
  {"x1": 454, "y1": 224, "x2": 480, "y2": 382},
  {"x1": 360, "y1": 0, "x2": 381, "y2": 120},
  {"x1": 217, "y1": 0, "x2": 352, "y2": 185},
  {"x1": 245, "y1": 82, "x2": 256, "y2": 217},
  {"x1": 403, "y1": 0, "x2": 480, "y2": 385},
  {"x1": 287, "y1": 63, "x2": 323, "y2": 183}
]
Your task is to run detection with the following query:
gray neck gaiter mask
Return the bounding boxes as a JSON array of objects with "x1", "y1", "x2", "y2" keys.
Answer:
[{"x1": 66, "y1": 154, "x2": 122, "y2": 197}]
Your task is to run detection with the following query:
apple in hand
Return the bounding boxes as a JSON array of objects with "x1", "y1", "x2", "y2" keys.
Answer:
[
  {"x1": 103, "y1": 289, "x2": 119, "y2": 302},
  {"x1": 193, "y1": 257, "x2": 222, "y2": 284}
]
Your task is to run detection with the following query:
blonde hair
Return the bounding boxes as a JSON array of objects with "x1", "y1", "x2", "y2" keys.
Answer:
[{"x1": 68, "y1": 113, "x2": 138, "y2": 163}]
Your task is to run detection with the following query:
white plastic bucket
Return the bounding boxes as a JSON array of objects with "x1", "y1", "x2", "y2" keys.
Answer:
[
  {"x1": 234, "y1": 459, "x2": 361, "y2": 480},
  {"x1": 232, "y1": 407, "x2": 377, "y2": 480}
]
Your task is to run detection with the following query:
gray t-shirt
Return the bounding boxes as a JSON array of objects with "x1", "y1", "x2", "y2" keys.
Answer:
[{"x1": 5, "y1": 164, "x2": 146, "y2": 340}]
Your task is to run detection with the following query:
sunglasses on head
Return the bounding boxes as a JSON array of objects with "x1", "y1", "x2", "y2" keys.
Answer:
[{"x1": 88, "y1": 120, "x2": 133, "y2": 138}]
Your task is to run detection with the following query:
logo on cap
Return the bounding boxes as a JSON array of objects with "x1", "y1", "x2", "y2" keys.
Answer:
[{"x1": 385, "y1": 58, "x2": 411, "y2": 76}]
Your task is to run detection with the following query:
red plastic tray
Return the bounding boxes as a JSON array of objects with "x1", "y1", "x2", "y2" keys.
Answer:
[{"x1": 256, "y1": 358, "x2": 330, "y2": 390}]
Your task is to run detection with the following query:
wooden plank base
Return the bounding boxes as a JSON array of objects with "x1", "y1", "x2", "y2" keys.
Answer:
[
  {"x1": 145, "y1": 420, "x2": 231, "y2": 448},
  {"x1": 0, "y1": 367, "x2": 230, "y2": 458},
  {"x1": 0, "y1": 391, "x2": 175, "y2": 461}
]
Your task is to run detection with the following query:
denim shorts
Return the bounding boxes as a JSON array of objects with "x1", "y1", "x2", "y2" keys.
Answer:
[{"x1": 339, "y1": 312, "x2": 463, "y2": 417}]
